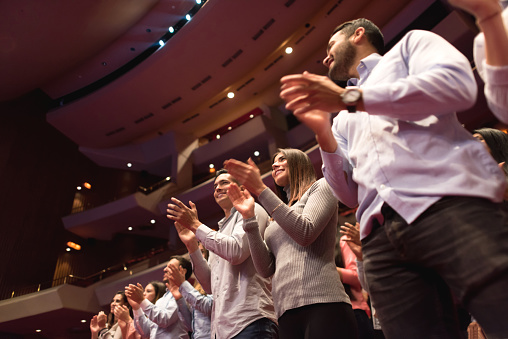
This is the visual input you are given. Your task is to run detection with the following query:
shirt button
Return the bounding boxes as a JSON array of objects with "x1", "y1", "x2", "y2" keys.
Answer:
[{"x1": 380, "y1": 184, "x2": 386, "y2": 190}]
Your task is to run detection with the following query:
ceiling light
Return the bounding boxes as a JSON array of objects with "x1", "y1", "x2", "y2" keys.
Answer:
[
  {"x1": 150, "y1": 219, "x2": 156, "y2": 224},
  {"x1": 165, "y1": 176, "x2": 171, "y2": 181},
  {"x1": 196, "y1": 0, "x2": 202, "y2": 3},
  {"x1": 254, "y1": 151, "x2": 260, "y2": 157},
  {"x1": 159, "y1": 40, "x2": 165, "y2": 47},
  {"x1": 81, "y1": 320, "x2": 86, "y2": 323},
  {"x1": 216, "y1": 134, "x2": 220, "y2": 139},
  {"x1": 128, "y1": 226, "x2": 133, "y2": 231},
  {"x1": 83, "y1": 182, "x2": 91, "y2": 189},
  {"x1": 127, "y1": 163, "x2": 132, "y2": 168},
  {"x1": 249, "y1": 114, "x2": 254, "y2": 118},
  {"x1": 66, "y1": 248, "x2": 71, "y2": 252},
  {"x1": 228, "y1": 126, "x2": 232, "y2": 130},
  {"x1": 67, "y1": 241, "x2": 81, "y2": 250},
  {"x1": 77, "y1": 186, "x2": 82, "y2": 190},
  {"x1": 168, "y1": 26, "x2": 174, "y2": 33},
  {"x1": 227, "y1": 92, "x2": 235, "y2": 98},
  {"x1": 186, "y1": 14, "x2": 191, "y2": 21},
  {"x1": 285, "y1": 47, "x2": 293, "y2": 54},
  {"x1": 209, "y1": 164, "x2": 215, "y2": 168},
  {"x1": 36, "y1": 329, "x2": 41, "y2": 332}
]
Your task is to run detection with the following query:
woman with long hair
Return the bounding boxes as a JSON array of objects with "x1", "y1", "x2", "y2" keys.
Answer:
[
  {"x1": 224, "y1": 148, "x2": 358, "y2": 339},
  {"x1": 90, "y1": 291, "x2": 132, "y2": 339},
  {"x1": 117, "y1": 281, "x2": 166, "y2": 339}
]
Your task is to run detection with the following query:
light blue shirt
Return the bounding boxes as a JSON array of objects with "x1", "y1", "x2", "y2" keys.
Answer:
[
  {"x1": 133, "y1": 289, "x2": 189, "y2": 339},
  {"x1": 321, "y1": 30, "x2": 505, "y2": 239},
  {"x1": 175, "y1": 280, "x2": 212, "y2": 339}
]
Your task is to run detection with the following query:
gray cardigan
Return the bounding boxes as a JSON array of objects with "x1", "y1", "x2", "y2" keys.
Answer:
[{"x1": 243, "y1": 177, "x2": 351, "y2": 318}]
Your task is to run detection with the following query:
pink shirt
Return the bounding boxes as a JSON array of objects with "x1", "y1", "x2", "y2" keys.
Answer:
[{"x1": 340, "y1": 238, "x2": 371, "y2": 317}]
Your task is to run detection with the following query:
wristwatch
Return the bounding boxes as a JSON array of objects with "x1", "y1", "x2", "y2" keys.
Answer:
[{"x1": 341, "y1": 86, "x2": 362, "y2": 113}]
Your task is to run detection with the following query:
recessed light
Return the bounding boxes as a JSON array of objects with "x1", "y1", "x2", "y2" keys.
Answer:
[
  {"x1": 150, "y1": 219, "x2": 156, "y2": 224},
  {"x1": 227, "y1": 92, "x2": 235, "y2": 99},
  {"x1": 127, "y1": 163, "x2": 132, "y2": 168},
  {"x1": 285, "y1": 47, "x2": 293, "y2": 54}
]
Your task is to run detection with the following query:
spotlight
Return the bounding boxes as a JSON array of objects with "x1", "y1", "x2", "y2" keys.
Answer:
[
  {"x1": 168, "y1": 26, "x2": 174, "y2": 33},
  {"x1": 254, "y1": 151, "x2": 260, "y2": 157},
  {"x1": 159, "y1": 40, "x2": 165, "y2": 47},
  {"x1": 77, "y1": 186, "x2": 82, "y2": 190},
  {"x1": 209, "y1": 164, "x2": 215, "y2": 169},
  {"x1": 127, "y1": 163, "x2": 132, "y2": 168},
  {"x1": 128, "y1": 226, "x2": 133, "y2": 231},
  {"x1": 186, "y1": 14, "x2": 191, "y2": 21},
  {"x1": 285, "y1": 47, "x2": 293, "y2": 54},
  {"x1": 67, "y1": 241, "x2": 81, "y2": 250},
  {"x1": 250, "y1": 114, "x2": 254, "y2": 118},
  {"x1": 227, "y1": 92, "x2": 235, "y2": 99},
  {"x1": 151, "y1": 219, "x2": 156, "y2": 224},
  {"x1": 216, "y1": 134, "x2": 221, "y2": 139}
]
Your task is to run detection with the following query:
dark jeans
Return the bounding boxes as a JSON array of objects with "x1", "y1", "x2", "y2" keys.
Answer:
[
  {"x1": 362, "y1": 196, "x2": 508, "y2": 339},
  {"x1": 354, "y1": 309, "x2": 375, "y2": 339},
  {"x1": 231, "y1": 317, "x2": 279, "y2": 339},
  {"x1": 278, "y1": 302, "x2": 358, "y2": 339}
]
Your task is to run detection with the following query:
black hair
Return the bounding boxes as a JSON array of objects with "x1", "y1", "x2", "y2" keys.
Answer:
[
  {"x1": 332, "y1": 18, "x2": 384, "y2": 55},
  {"x1": 473, "y1": 127, "x2": 508, "y2": 175},
  {"x1": 170, "y1": 255, "x2": 193, "y2": 280}
]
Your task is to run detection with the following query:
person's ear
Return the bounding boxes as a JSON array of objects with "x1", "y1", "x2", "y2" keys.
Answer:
[{"x1": 351, "y1": 27, "x2": 365, "y2": 44}]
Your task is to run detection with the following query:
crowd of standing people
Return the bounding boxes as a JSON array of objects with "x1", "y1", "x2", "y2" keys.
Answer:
[{"x1": 90, "y1": 0, "x2": 508, "y2": 337}]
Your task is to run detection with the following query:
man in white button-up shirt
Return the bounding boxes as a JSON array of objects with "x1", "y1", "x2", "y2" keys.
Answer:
[
  {"x1": 167, "y1": 169, "x2": 277, "y2": 339},
  {"x1": 280, "y1": 17, "x2": 508, "y2": 339}
]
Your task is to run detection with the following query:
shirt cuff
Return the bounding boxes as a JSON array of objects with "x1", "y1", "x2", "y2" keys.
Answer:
[
  {"x1": 133, "y1": 306, "x2": 145, "y2": 318},
  {"x1": 139, "y1": 298, "x2": 152, "y2": 311},
  {"x1": 483, "y1": 62, "x2": 508, "y2": 86},
  {"x1": 195, "y1": 224, "x2": 211, "y2": 243},
  {"x1": 179, "y1": 280, "x2": 194, "y2": 294}
]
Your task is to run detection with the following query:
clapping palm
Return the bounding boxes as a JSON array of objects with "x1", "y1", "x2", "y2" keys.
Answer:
[{"x1": 227, "y1": 183, "x2": 255, "y2": 219}]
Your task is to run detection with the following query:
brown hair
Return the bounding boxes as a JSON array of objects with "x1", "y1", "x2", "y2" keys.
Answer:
[
  {"x1": 272, "y1": 148, "x2": 316, "y2": 206},
  {"x1": 332, "y1": 18, "x2": 384, "y2": 55}
]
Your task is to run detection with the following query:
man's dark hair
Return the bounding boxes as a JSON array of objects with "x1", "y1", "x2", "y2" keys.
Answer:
[
  {"x1": 170, "y1": 255, "x2": 193, "y2": 280},
  {"x1": 215, "y1": 168, "x2": 240, "y2": 185},
  {"x1": 332, "y1": 18, "x2": 384, "y2": 55}
]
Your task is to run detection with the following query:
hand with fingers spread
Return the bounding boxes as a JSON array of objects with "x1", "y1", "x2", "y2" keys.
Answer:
[
  {"x1": 227, "y1": 182, "x2": 255, "y2": 219},
  {"x1": 167, "y1": 260, "x2": 186, "y2": 288},
  {"x1": 166, "y1": 197, "x2": 202, "y2": 233},
  {"x1": 340, "y1": 222, "x2": 363, "y2": 261},
  {"x1": 223, "y1": 158, "x2": 267, "y2": 196},
  {"x1": 125, "y1": 283, "x2": 144, "y2": 310}
]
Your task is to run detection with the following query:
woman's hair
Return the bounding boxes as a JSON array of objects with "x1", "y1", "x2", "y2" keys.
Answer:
[
  {"x1": 272, "y1": 148, "x2": 316, "y2": 206},
  {"x1": 148, "y1": 280, "x2": 167, "y2": 304},
  {"x1": 474, "y1": 127, "x2": 508, "y2": 175},
  {"x1": 107, "y1": 291, "x2": 130, "y2": 328}
]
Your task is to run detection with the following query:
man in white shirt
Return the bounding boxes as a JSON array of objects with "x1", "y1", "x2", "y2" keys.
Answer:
[{"x1": 167, "y1": 169, "x2": 278, "y2": 339}]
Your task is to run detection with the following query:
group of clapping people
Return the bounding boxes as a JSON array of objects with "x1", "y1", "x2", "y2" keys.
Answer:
[{"x1": 90, "y1": 0, "x2": 508, "y2": 338}]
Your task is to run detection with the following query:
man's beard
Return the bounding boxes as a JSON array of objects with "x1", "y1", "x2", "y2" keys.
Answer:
[{"x1": 328, "y1": 40, "x2": 356, "y2": 82}]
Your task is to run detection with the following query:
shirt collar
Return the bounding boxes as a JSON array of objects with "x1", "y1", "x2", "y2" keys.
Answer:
[{"x1": 347, "y1": 53, "x2": 382, "y2": 86}]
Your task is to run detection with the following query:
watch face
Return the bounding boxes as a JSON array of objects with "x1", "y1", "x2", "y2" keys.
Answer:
[{"x1": 342, "y1": 88, "x2": 361, "y2": 104}]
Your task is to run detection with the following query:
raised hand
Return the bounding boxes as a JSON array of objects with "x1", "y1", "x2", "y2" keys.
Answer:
[
  {"x1": 113, "y1": 304, "x2": 132, "y2": 323},
  {"x1": 448, "y1": 0, "x2": 502, "y2": 21},
  {"x1": 167, "y1": 197, "x2": 201, "y2": 232},
  {"x1": 125, "y1": 283, "x2": 144, "y2": 310},
  {"x1": 280, "y1": 71, "x2": 344, "y2": 116},
  {"x1": 280, "y1": 72, "x2": 340, "y2": 153},
  {"x1": 227, "y1": 183, "x2": 255, "y2": 219},
  {"x1": 173, "y1": 221, "x2": 199, "y2": 252},
  {"x1": 223, "y1": 158, "x2": 267, "y2": 196},
  {"x1": 167, "y1": 261, "x2": 186, "y2": 288}
]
